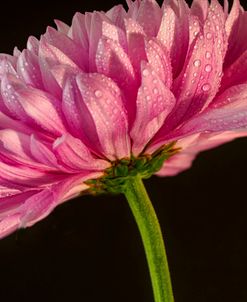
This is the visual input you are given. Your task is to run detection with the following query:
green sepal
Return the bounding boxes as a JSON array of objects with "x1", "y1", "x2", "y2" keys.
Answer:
[{"x1": 85, "y1": 142, "x2": 179, "y2": 195}]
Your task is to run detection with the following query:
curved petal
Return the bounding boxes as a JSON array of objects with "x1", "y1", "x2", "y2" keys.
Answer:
[
  {"x1": 53, "y1": 133, "x2": 110, "y2": 171},
  {"x1": 1, "y1": 75, "x2": 67, "y2": 137},
  {"x1": 136, "y1": 0, "x2": 162, "y2": 36},
  {"x1": 17, "y1": 49, "x2": 43, "y2": 89},
  {"x1": 76, "y1": 73, "x2": 130, "y2": 160},
  {"x1": 157, "y1": 130, "x2": 247, "y2": 176},
  {"x1": 96, "y1": 37, "x2": 137, "y2": 125},
  {"x1": 158, "y1": 0, "x2": 189, "y2": 77},
  {"x1": 131, "y1": 62, "x2": 176, "y2": 155}
]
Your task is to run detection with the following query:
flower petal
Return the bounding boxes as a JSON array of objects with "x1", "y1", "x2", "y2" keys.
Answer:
[
  {"x1": 39, "y1": 37, "x2": 81, "y2": 97},
  {"x1": 62, "y1": 76, "x2": 101, "y2": 152},
  {"x1": 96, "y1": 37, "x2": 137, "y2": 125},
  {"x1": 131, "y1": 62, "x2": 176, "y2": 155},
  {"x1": 136, "y1": 0, "x2": 162, "y2": 36},
  {"x1": 145, "y1": 38, "x2": 173, "y2": 88},
  {"x1": 1, "y1": 75, "x2": 67, "y2": 137},
  {"x1": 53, "y1": 133, "x2": 110, "y2": 171},
  {"x1": 157, "y1": 130, "x2": 247, "y2": 176},
  {"x1": 158, "y1": 0, "x2": 190, "y2": 77},
  {"x1": 76, "y1": 73, "x2": 130, "y2": 160},
  {"x1": 0, "y1": 214, "x2": 21, "y2": 239},
  {"x1": 124, "y1": 18, "x2": 147, "y2": 79},
  {"x1": 44, "y1": 27, "x2": 86, "y2": 69},
  {"x1": 106, "y1": 4, "x2": 127, "y2": 28},
  {"x1": 178, "y1": 84, "x2": 247, "y2": 135},
  {"x1": 220, "y1": 49, "x2": 247, "y2": 92},
  {"x1": 17, "y1": 49, "x2": 43, "y2": 89}
]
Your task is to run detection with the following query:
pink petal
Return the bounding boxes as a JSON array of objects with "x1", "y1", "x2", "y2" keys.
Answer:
[
  {"x1": 1, "y1": 75, "x2": 67, "y2": 137},
  {"x1": 220, "y1": 49, "x2": 247, "y2": 92},
  {"x1": 20, "y1": 189, "x2": 57, "y2": 227},
  {"x1": 30, "y1": 135, "x2": 61, "y2": 170},
  {"x1": 17, "y1": 49, "x2": 43, "y2": 89},
  {"x1": 136, "y1": 0, "x2": 162, "y2": 36},
  {"x1": 54, "y1": 19, "x2": 70, "y2": 34},
  {"x1": 124, "y1": 18, "x2": 147, "y2": 79},
  {"x1": 27, "y1": 36, "x2": 39, "y2": 55},
  {"x1": 224, "y1": 0, "x2": 247, "y2": 67},
  {"x1": 158, "y1": 0, "x2": 189, "y2": 77},
  {"x1": 87, "y1": 12, "x2": 111, "y2": 71},
  {"x1": 163, "y1": 4, "x2": 225, "y2": 132},
  {"x1": 0, "y1": 161, "x2": 58, "y2": 187},
  {"x1": 0, "y1": 58, "x2": 18, "y2": 79},
  {"x1": 130, "y1": 62, "x2": 176, "y2": 155},
  {"x1": 157, "y1": 130, "x2": 247, "y2": 176},
  {"x1": 0, "y1": 214, "x2": 21, "y2": 239},
  {"x1": 96, "y1": 37, "x2": 137, "y2": 125},
  {"x1": 102, "y1": 21, "x2": 127, "y2": 50},
  {"x1": 191, "y1": 0, "x2": 209, "y2": 22},
  {"x1": 62, "y1": 76, "x2": 102, "y2": 152},
  {"x1": 0, "y1": 129, "x2": 33, "y2": 165},
  {"x1": 71, "y1": 13, "x2": 89, "y2": 66},
  {"x1": 44, "y1": 27, "x2": 86, "y2": 69},
  {"x1": 53, "y1": 133, "x2": 110, "y2": 171},
  {"x1": 39, "y1": 37, "x2": 81, "y2": 97},
  {"x1": 76, "y1": 73, "x2": 130, "y2": 160},
  {"x1": 106, "y1": 4, "x2": 127, "y2": 28},
  {"x1": 179, "y1": 84, "x2": 247, "y2": 135},
  {"x1": 188, "y1": 15, "x2": 201, "y2": 46},
  {"x1": 145, "y1": 38, "x2": 173, "y2": 88},
  {"x1": 0, "y1": 190, "x2": 39, "y2": 217}
]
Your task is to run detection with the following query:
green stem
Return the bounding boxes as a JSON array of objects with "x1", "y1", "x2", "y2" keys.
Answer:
[{"x1": 123, "y1": 174, "x2": 174, "y2": 302}]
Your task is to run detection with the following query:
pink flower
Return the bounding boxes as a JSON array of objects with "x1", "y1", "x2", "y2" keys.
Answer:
[{"x1": 0, "y1": 0, "x2": 247, "y2": 238}]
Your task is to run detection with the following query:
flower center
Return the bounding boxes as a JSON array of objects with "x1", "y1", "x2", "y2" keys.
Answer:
[{"x1": 85, "y1": 142, "x2": 180, "y2": 194}]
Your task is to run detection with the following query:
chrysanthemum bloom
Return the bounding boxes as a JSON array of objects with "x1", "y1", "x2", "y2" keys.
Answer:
[{"x1": 0, "y1": 0, "x2": 247, "y2": 301}]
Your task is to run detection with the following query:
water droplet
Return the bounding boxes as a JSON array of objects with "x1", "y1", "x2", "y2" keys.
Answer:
[
  {"x1": 7, "y1": 84, "x2": 11, "y2": 89},
  {"x1": 193, "y1": 72, "x2": 198, "y2": 77},
  {"x1": 142, "y1": 69, "x2": 149, "y2": 77},
  {"x1": 205, "y1": 64, "x2": 212, "y2": 72},
  {"x1": 146, "y1": 95, "x2": 151, "y2": 101},
  {"x1": 206, "y1": 32, "x2": 212, "y2": 40},
  {"x1": 193, "y1": 59, "x2": 201, "y2": 67},
  {"x1": 202, "y1": 83, "x2": 211, "y2": 92},
  {"x1": 95, "y1": 90, "x2": 102, "y2": 98},
  {"x1": 205, "y1": 51, "x2": 212, "y2": 59},
  {"x1": 153, "y1": 88, "x2": 158, "y2": 94}
]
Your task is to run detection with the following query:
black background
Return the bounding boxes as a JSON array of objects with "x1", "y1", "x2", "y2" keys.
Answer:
[{"x1": 0, "y1": 1, "x2": 247, "y2": 301}]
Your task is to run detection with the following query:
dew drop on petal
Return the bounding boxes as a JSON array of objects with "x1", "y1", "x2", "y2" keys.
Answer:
[
  {"x1": 142, "y1": 69, "x2": 149, "y2": 77},
  {"x1": 95, "y1": 90, "x2": 102, "y2": 98},
  {"x1": 205, "y1": 64, "x2": 212, "y2": 72},
  {"x1": 202, "y1": 83, "x2": 211, "y2": 92},
  {"x1": 206, "y1": 32, "x2": 212, "y2": 40},
  {"x1": 193, "y1": 59, "x2": 201, "y2": 67},
  {"x1": 205, "y1": 51, "x2": 212, "y2": 59},
  {"x1": 153, "y1": 88, "x2": 158, "y2": 94}
]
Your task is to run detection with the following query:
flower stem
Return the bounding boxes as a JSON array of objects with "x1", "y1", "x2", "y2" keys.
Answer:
[{"x1": 123, "y1": 174, "x2": 174, "y2": 302}]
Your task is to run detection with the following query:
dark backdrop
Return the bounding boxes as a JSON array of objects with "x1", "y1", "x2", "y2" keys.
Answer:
[{"x1": 0, "y1": 1, "x2": 247, "y2": 302}]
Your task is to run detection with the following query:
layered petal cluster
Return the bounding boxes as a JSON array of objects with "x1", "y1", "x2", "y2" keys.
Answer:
[{"x1": 1, "y1": 0, "x2": 247, "y2": 238}]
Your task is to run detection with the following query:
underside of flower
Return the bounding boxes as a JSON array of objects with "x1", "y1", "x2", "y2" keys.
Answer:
[
  {"x1": 1, "y1": 0, "x2": 247, "y2": 239},
  {"x1": 85, "y1": 142, "x2": 180, "y2": 194}
]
